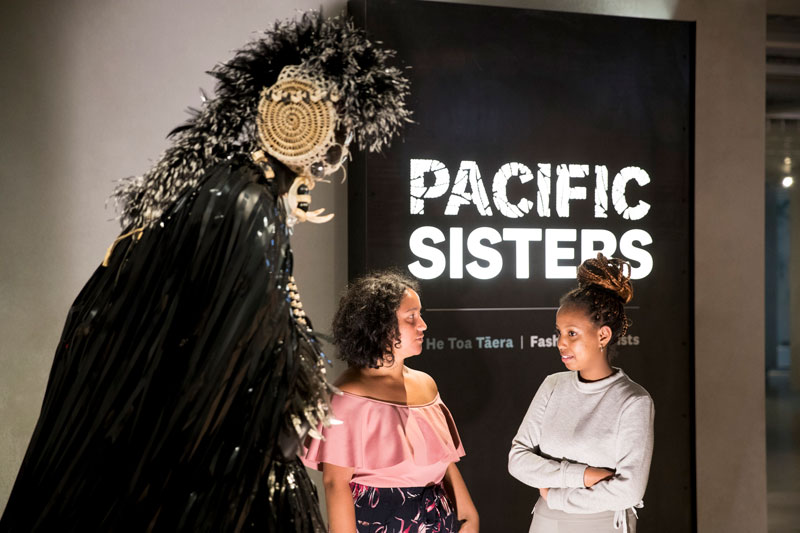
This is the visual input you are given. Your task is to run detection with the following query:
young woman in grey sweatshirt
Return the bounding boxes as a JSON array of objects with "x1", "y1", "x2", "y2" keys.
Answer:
[{"x1": 508, "y1": 254, "x2": 655, "y2": 533}]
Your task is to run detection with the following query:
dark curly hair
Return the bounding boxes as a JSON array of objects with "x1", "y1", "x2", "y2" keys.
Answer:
[
  {"x1": 332, "y1": 270, "x2": 420, "y2": 369},
  {"x1": 560, "y1": 253, "x2": 633, "y2": 350}
]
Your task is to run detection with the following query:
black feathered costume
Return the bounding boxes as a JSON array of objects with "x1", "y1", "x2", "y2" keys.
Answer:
[{"x1": 0, "y1": 12, "x2": 410, "y2": 533}]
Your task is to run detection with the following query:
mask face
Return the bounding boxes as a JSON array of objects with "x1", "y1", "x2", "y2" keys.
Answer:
[{"x1": 256, "y1": 65, "x2": 351, "y2": 181}]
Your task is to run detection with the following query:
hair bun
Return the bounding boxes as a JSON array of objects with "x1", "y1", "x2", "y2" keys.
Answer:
[{"x1": 577, "y1": 253, "x2": 633, "y2": 304}]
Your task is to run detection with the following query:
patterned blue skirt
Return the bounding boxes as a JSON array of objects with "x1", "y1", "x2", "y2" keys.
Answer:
[{"x1": 350, "y1": 482, "x2": 460, "y2": 533}]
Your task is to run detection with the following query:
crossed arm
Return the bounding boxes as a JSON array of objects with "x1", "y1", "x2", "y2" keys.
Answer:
[{"x1": 508, "y1": 377, "x2": 654, "y2": 513}]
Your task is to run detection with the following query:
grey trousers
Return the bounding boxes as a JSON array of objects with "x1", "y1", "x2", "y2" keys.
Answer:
[{"x1": 528, "y1": 497, "x2": 637, "y2": 533}]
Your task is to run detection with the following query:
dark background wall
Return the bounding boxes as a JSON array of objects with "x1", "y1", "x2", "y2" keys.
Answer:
[{"x1": 348, "y1": 1, "x2": 693, "y2": 530}]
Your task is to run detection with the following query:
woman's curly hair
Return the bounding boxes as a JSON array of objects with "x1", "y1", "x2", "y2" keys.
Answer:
[
  {"x1": 560, "y1": 253, "x2": 633, "y2": 349},
  {"x1": 332, "y1": 270, "x2": 420, "y2": 369}
]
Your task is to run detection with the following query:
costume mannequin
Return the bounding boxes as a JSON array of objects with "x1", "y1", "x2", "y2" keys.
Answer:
[{"x1": 0, "y1": 12, "x2": 410, "y2": 532}]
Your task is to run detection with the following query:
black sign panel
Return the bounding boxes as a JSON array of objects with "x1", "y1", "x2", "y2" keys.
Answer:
[{"x1": 348, "y1": 1, "x2": 694, "y2": 530}]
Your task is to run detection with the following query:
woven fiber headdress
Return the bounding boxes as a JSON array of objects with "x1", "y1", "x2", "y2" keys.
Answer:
[
  {"x1": 256, "y1": 65, "x2": 344, "y2": 179},
  {"x1": 112, "y1": 11, "x2": 411, "y2": 229}
]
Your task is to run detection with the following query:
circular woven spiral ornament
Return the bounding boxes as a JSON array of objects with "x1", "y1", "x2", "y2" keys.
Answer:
[{"x1": 257, "y1": 67, "x2": 338, "y2": 177}]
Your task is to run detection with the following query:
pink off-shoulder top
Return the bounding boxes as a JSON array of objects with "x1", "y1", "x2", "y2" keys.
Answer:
[{"x1": 302, "y1": 391, "x2": 465, "y2": 488}]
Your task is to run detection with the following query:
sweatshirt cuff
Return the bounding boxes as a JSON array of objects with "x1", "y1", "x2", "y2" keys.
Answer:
[
  {"x1": 561, "y1": 461, "x2": 588, "y2": 488},
  {"x1": 546, "y1": 488, "x2": 566, "y2": 510}
]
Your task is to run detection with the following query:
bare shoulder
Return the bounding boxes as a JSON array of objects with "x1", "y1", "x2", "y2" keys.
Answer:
[
  {"x1": 334, "y1": 368, "x2": 368, "y2": 395},
  {"x1": 405, "y1": 367, "x2": 439, "y2": 402}
]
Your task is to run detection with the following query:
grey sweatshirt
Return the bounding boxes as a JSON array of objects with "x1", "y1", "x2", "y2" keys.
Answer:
[{"x1": 508, "y1": 369, "x2": 654, "y2": 513}]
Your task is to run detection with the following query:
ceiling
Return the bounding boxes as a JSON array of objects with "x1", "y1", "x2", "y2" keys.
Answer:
[{"x1": 767, "y1": 14, "x2": 800, "y2": 184}]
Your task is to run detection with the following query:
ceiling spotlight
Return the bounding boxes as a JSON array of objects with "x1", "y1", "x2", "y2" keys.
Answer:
[
  {"x1": 783, "y1": 176, "x2": 794, "y2": 188},
  {"x1": 785, "y1": 157, "x2": 792, "y2": 166}
]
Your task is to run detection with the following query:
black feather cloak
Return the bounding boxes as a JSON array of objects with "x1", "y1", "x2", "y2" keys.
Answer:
[{"x1": 0, "y1": 157, "x2": 328, "y2": 532}]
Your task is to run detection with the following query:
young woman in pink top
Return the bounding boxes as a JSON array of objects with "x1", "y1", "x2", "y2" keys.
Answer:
[{"x1": 303, "y1": 271, "x2": 479, "y2": 533}]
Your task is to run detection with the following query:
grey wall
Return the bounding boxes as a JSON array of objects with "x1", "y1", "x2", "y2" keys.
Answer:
[{"x1": 0, "y1": 1, "x2": 766, "y2": 531}]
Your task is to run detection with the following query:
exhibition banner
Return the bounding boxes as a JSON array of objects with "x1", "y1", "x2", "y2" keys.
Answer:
[{"x1": 348, "y1": 1, "x2": 694, "y2": 530}]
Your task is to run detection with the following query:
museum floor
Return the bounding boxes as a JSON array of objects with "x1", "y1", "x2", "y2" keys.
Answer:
[{"x1": 766, "y1": 369, "x2": 800, "y2": 532}]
